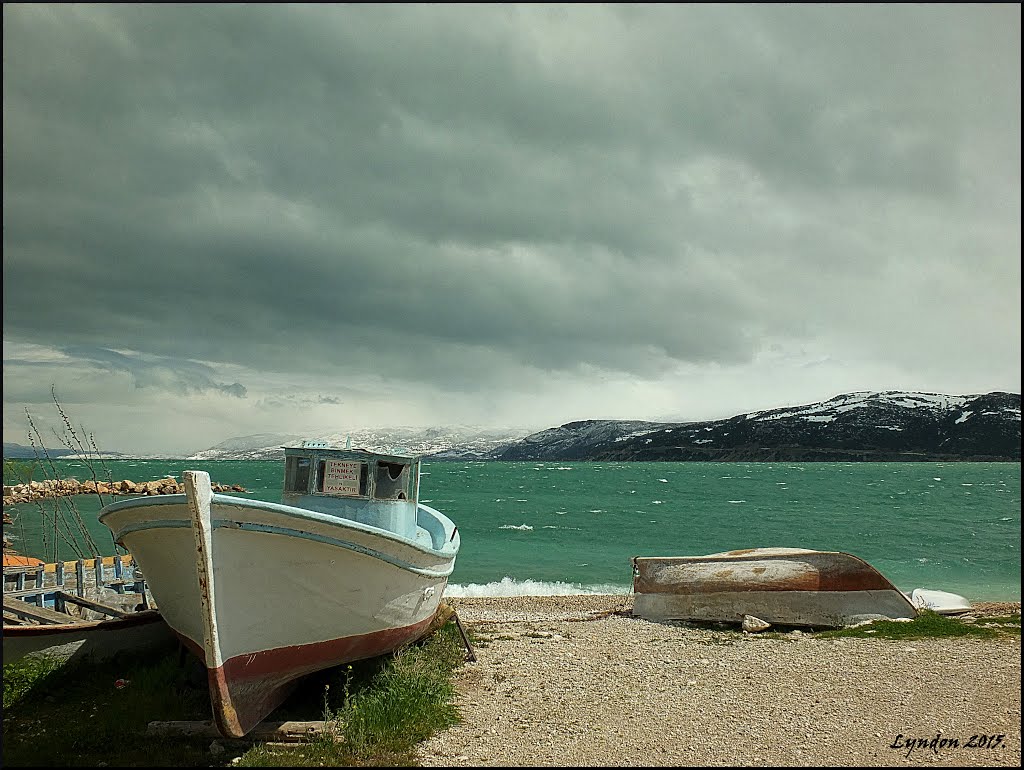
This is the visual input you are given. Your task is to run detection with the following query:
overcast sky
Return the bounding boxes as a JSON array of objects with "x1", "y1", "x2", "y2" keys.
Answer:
[{"x1": 3, "y1": 4, "x2": 1020, "y2": 457}]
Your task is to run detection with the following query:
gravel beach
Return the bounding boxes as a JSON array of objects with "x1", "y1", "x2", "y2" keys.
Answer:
[{"x1": 417, "y1": 595, "x2": 1021, "y2": 767}]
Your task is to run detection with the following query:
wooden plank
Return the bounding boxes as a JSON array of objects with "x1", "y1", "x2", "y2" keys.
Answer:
[
  {"x1": 4, "y1": 588, "x2": 58, "y2": 602},
  {"x1": 146, "y1": 720, "x2": 339, "y2": 742},
  {"x1": 3, "y1": 596, "x2": 75, "y2": 625},
  {"x1": 3, "y1": 580, "x2": 138, "y2": 601},
  {"x1": 54, "y1": 590, "x2": 130, "y2": 618}
]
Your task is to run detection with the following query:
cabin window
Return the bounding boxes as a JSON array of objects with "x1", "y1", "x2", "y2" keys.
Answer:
[
  {"x1": 374, "y1": 462, "x2": 409, "y2": 500},
  {"x1": 284, "y1": 456, "x2": 312, "y2": 493},
  {"x1": 316, "y1": 459, "x2": 368, "y2": 496}
]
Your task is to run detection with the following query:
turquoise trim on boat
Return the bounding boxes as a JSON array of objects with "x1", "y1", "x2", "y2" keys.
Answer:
[
  {"x1": 107, "y1": 517, "x2": 455, "y2": 579},
  {"x1": 99, "y1": 494, "x2": 457, "y2": 557}
]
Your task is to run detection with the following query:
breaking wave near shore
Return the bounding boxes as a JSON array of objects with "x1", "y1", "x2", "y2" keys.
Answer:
[{"x1": 446, "y1": 577, "x2": 630, "y2": 598}]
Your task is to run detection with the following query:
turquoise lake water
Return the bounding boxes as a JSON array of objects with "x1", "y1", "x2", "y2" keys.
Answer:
[{"x1": 6, "y1": 460, "x2": 1020, "y2": 602}]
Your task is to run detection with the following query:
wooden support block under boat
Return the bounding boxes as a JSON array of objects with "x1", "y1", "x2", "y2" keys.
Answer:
[
  {"x1": 415, "y1": 602, "x2": 477, "y2": 662},
  {"x1": 146, "y1": 720, "x2": 339, "y2": 743},
  {"x1": 421, "y1": 601, "x2": 456, "y2": 638}
]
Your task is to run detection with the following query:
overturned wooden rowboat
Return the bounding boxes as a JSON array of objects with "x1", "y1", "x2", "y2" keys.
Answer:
[
  {"x1": 3, "y1": 554, "x2": 173, "y2": 663},
  {"x1": 631, "y1": 547, "x2": 918, "y2": 628}
]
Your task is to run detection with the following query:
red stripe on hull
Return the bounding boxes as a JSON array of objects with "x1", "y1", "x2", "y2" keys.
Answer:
[{"x1": 176, "y1": 616, "x2": 436, "y2": 738}]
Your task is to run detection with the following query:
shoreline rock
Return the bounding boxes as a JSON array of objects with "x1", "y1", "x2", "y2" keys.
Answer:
[{"x1": 2, "y1": 477, "x2": 248, "y2": 506}]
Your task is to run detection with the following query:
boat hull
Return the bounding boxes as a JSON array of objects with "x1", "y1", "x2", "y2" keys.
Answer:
[
  {"x1": 632, "y1": 547, "x2": 917, "y2": 628},
  {"x1": 99, "y1": 476, "x2": 459, "y2": 738},
  {"x1": 910, "y1": 588, "x2": 973, "y2": 615},
  {"x1": 3, "y1": 610, "x2": 172, "y2": 664},
  {"x1": 4, "y1": 554, "x2": 168, "y2": 664}
]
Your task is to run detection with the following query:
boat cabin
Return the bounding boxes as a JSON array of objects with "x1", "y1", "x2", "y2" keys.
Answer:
[{"x1": 281, "y1": 442, "x2": 421, "y2": 539}]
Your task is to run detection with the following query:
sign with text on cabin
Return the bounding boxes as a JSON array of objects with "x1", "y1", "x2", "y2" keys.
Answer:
[{"x1": 323, "y1": 460, "x2": 362, "y2": 495}]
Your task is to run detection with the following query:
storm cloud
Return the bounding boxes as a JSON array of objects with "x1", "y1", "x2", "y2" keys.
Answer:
[{"x1": 3, "y1": 4, "x2": 1019, "y2": 455}]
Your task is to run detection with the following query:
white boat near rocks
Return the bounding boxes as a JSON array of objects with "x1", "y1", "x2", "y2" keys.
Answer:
[
  {"x1": 98, "y1": 442, "x2": 460, "y2": 738},
  {"x1": 909, "y1": 587, "x2": 973, "y2": 615}
]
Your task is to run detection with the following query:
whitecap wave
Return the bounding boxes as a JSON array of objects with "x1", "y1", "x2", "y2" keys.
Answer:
[
  {"x1": 498, "y1": 524, "x2": 533, "y2": 530},
  {"x1": 445, "y1": 577, "x2": 630, "y2": 597}
]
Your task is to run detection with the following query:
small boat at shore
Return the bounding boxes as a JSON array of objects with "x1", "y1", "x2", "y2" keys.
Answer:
[
  {"x1": 631, "y1": 547, "x2": 918, "y2": 628},
  {"x1": 908, "y1": 587, "x2": 972, "y2": 615},
  {"x1": 3, "y1": 554, "x2": 171, "y2": 664},
  {"x1": 98, "y1": 441, "x2": 460, "y2": 739}
]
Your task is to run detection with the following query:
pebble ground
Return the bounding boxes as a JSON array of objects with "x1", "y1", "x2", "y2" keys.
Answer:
[{"x1": 417, "y1": 595, "x2": 1021, "y2": 767}]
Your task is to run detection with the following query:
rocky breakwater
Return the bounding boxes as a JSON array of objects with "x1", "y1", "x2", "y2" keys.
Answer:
[{"x1": 3, "y1": 477, "x2": 248, "y2": 506}]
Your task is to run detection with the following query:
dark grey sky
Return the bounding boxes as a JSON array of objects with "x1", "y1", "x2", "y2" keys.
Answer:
[{"x1": 3, "y1": 4, "x2": 1020, "y2": 456}]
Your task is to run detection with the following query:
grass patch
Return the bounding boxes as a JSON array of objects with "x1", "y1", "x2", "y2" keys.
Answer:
[
  {"x1": 2, "y1": 620, "x2": 469, "y2": 767},
  {"x1": 675, "y1": 611, "x2": 1020, "y2": 642},
  {"x1": 3, "y1": 654, "x2": 65, "y2": 710},
  {"x1": 815, "y1": 610, "x2": 1021, "y2": 640},
  {"x1": 2, "y1": 639, "x2": 215, "y2": 766},
  {"x1": 332, "y1": 622, "x2": 464, "y2": 764},
  {"x1": 961, "y1": 615, "x2": 1021, "y2": 637}
]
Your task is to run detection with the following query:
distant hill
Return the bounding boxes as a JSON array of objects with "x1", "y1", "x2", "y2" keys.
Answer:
[
  {"x1": 186, "y1": 433, "x2": 303, "y2": 460},
  {"x1": 490, "y1": 391, "x2": 1022, "y2": 462},
  {"x1": 3, "y1": 442, "x2": 131, "y2": 460},
  {"x1": 187, "y1": 426, "x2": 535, "y2": 461},
  {"x1": 4, "y1": 443, "x2": 88, "y2": 460},
  {"x1": 9, "y1": 391, "x2": 1019, "y2": 463}
]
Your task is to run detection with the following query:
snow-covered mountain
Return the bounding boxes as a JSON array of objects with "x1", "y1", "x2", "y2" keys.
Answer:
[
  {"x1": 183, "y1": 391, "x2": 1020, "y2": 462},
  {"x1": 186, "y1": 426, "x2": 534, "y2": 461},
  {"x1": 491, "y1": 391, "x2": 1021, "y2": 462}
]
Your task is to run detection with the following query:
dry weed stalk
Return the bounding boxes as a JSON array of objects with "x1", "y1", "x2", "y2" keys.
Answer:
[{"x1": 14, "y1": 386, "x2": 120, "y2": 561}]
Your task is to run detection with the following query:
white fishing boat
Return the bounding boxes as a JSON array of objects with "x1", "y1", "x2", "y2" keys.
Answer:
[
  {"x1": 632, "y1": 547, "x2": 918, "y2": 628},
  {"x1": 98, "y1": 442, "x2": 460, "y2": 738}
]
